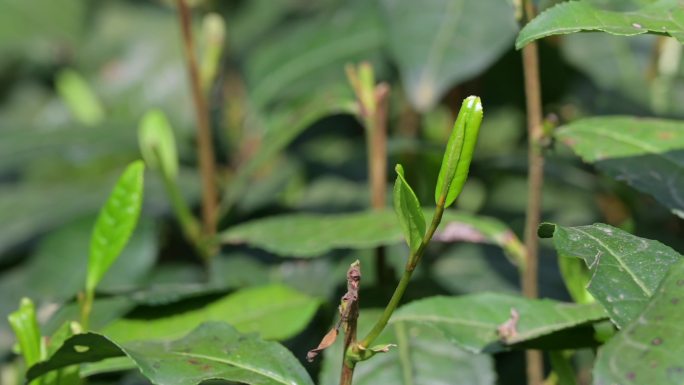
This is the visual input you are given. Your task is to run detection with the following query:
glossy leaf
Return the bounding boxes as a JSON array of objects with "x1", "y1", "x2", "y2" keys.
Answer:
[
  {"x1": 393, "y1": 164, "x2": 426, "y2": 252},
  {"x1": 319, "y1": 310, "x2": 495, "y2": 385},
  {"x1": 380, "y1": 0, "x2": 517, "y2": 111},
  {"x1": 594, "y1": 259, "x2": 684, "y2": 385},
  {"x1": 516, "y1": 0, "x2": 684, "y2": 49},
  {"x1": 220, "y1": 209, "x2": 521, "y2": 259},
  {"x1": 103, "y1": 284, "x2": 320, "y2": 342},
  {"x1": 390, "y1": 293, "x2": 608, "y2": 353},
  {"x1": 86, "y1": 161, "x2": 145, "y2": 293},
  {"x1": 539, "y1": 223, "x2": 683, "y2": 327},
  {"x1": 28, "y1": 322, "x2": 314, "y2": 385},
  {"x1": 139, "y1": 109, "x2": 179, "y2": 180},
  {"x1": 434, "y1": 96, "x2": 484, "y2": 208},
  {"x1": 556, "y1": 116, "x2": 684, "y2": 217}
]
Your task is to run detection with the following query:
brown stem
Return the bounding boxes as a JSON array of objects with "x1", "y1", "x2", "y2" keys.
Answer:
[
  {"x1": 176, "y1": 0, "x2": 219, "y2": 237},
  {"x1": 521, "y1": 1, "x2": 545, "y2": 384},
  {"x1": 340, "y1": 262, "x2": 361, "y2": 385},
  {"x1": 367, "y1": 84, "x2": 390, "y2": 283}
]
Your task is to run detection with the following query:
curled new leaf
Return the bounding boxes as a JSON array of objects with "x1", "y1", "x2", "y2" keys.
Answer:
[
  {"x1": 56, "y1": 69, "x2": 105, "y2": 127},
  {"x1": 7, "y1": 298, "x2": 42, "y2": 367},
  {"x1": 138, "y1": 110, "x2": 179, "y2": 180},
  {"x1": 434, "y1": 96, "x2": 483, "y2": 208},
  {"x1": 393, "y1": 164, "x2": 426, "y2": 252},
  {"x1": 86, "y1": 161, "x2": 145, "y2": 294}
]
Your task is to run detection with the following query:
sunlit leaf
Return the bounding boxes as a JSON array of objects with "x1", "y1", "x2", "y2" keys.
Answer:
[
  {"x1": 86, "y1": 161, "x2": 145, "y2": 293},
  {"x1": 516, "y1": 0, "x2": 684, "y2": 49}
]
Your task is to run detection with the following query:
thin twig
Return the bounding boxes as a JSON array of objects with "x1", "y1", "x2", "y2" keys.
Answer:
[
  {"x1": 176, "y1": 0, "x2": 219, "y2": 237},
  {"x1": 520, "y1": 0, "x2": 545, "y2": 384},
  {"x1": 340, "y1": 262, "x2": 361, "y2": 385}
]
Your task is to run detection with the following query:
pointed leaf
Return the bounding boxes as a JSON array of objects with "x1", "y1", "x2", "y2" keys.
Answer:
[
  {"x1": 393, "y1": 164, "x2": 426, "y2": 252},
  {"x1": 103, "y1": 284, "x2": 320, "y2": 342},
  {"x1": 594, "y1": 259, "x2": 684, "y2": 385},
  {"x1": 435, "y1": 96, "x2": 483, "y2": 208},
  {"x1": 86, "y1": 161, "x2": 145, "y2": 293},
  {"x1": 220, "y1": 209, "x2": 520, "y2": 258},
  {"x1": 139, "y1": 110, "x2": 179, "y2": 180},
  {"x1": 516, "y1": 0, "x2": 684, "y2": 49},
  {"x1": 390, "y1": 293, "x2": 608, "y2": 353},
  {"x1": 539, "y1": 222, "x2": 683, "y2": 327},
  {"x1": 7, "y1": 298, "x2": 42, "y2": 367},
  {"x1": 28, "y1": 323, "x2": 314, "y2": 385},
  {"x1": 556, "y1": 116, "x2": 684, "y2": 218}
]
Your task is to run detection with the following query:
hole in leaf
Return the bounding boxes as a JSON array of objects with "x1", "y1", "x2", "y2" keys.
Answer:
[{"x1": 73, "y1": 345, "x2": 90, "y2": 353}]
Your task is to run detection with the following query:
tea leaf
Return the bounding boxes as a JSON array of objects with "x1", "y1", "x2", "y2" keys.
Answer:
[
  {"x1": 103, "y1": 284, "x2": 320, "y2": 342},
  {"x1": 594, "y1": 259, "x2": 684, "y2": 384},
  {"x1": 516, "y1": 0, "x2": 684, "y2": 49},
  {"x1": 434, "y1": 96, "x2": 483, "y2": 208},
  {"x1": 555, "y1": 116, "x2": 684, "y2": 218},
  {"x1": 220, "y1": 209, "x2": 521, "y2": 259},
  {"x1": 380, "y1": 0, "x2": 517, "y2": 111},
  {"x1": 391, "y1": 293, "x2": 608, "y2": 353},
  {"x1": 7, "y1": 298, "x2": 42, "y2": 367},
  {"x1": 139, "y1": 110, "x2": 179, "y2": 180},
  {"x1": 319, "y1": 310, "x2": 495, "y2": 385},
  {"x1": 27, "y1": 322, "x2": 315, "y2": 385},
  {"x1": 393, "y1": 164, "x2": 426, "y2": 252},
  {"x1": 86, "y1": 161, "x2": 145, "y2": 293},
  {"x1": 539, "y1": 223, "x2": 683, "y2": 328}
]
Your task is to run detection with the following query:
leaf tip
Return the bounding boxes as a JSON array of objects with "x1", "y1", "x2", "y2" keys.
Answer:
[{"x1": 537, "y1": 222, "x2": 557, "y2": 238}]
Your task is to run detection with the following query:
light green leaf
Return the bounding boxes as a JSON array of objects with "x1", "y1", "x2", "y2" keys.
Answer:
[
  {"x1": 539, "y1": 223, "x2": 683, "y2": 327},
  {"x1": 516, "y1": 0, "x2": 684, "y2": 49},
  {"x1": 138, "y1": 109, "x2": 179, "y2": 180},
  {"x1": 7, "y1": 298, "x2": 42, "y2": 367},
  {"x1": 390, "y1": 293, "x2": 608, "y2": 353},
  {"x1": 435, "y1": 96, "x2": 484, "y2": 208},
  {"x1": 27, "y1": 322, "x2": 314, "y2": 385},
  {"x1": 55, "y1": 69, "x2": 105, "y2": 127},
  {"x1": 393, "y1": 164, "x2": 426, "y2": 252},
  {"x1": 86, "y1": 161, "x2": 145, "y2": 293},
  {"x1": 558, "y1": 255, "x2": 595, "y2": 304},
  {"x1": 220, "y1": 209, "x2": 521, "y2": 259},
  {"x1": 319, "y1": 310, "x2": 495, "y2": 385},
  {"x1": 380, "y1": 0, "x2": 517, "y2": 111},
  {"x1": 594, "y1": 259, "x2": 684, "y2": 385},
  {"x1": 103, "y1": 284, "x2": 320, "y2": 342},
  {"x1": 556, "y1": 116, "x2": 684, "y2": 217}
]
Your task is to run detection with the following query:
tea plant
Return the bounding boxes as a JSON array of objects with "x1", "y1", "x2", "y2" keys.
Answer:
[{"x1": 2, "y1": 0, "x2": 684, "y2": 385}]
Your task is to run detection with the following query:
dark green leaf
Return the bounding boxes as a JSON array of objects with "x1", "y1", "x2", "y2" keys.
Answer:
[
  {"x1": 390, "y1": 293, "x2": 608, "y2": 353},
  {"x1": 220, "y1": 209, "x2": 520, "y2": 259},
  {"x1": 380, "y1": 0, "x2": 517, "y2": 111},
  {"x1": 434, "y1": 96, "x2": 484, "y2": 208},
  {"x1": 28, "y1": 323, "x2": 315, "y2": 385},
  {"x1": 86, "y1": 161, "x2": 145, "y2": 293},
  {"x1": 393, "y1": 164, "x2": 426, "y2": 252},
  {"x1": 539, "y1": 222, "x2": 683, "y2": 327},
  {"x1": 319, "y1": 310, "x2": 496, "y2": 385},
  {"x1": 556, "y1": 116, "x2": 684, "y2": 218},
  {"x1": 103, "y1": 284, "x2": 320, "y2": 342},
  {"x1": 516, "y1": 0, "x2": 684, "y2": 49},
  {"x1": 594, "y1": 259, "x2": 684, "y2": 385}
]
